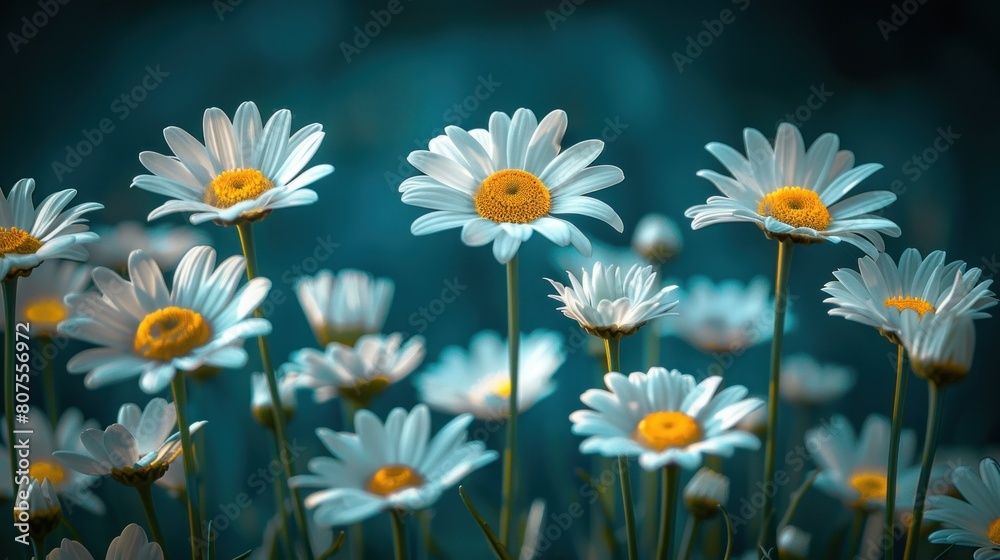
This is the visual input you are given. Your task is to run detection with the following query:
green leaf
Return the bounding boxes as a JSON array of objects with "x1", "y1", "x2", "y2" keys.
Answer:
[{"x1": 459, "y1": 486, "x2": 513, "y2": 560}]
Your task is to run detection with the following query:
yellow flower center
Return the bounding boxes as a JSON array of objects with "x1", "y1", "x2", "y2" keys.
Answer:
[
  {"x1": 884, "y1": 296, "x2": 935, "y2": 318},
  {"x1": 367, "y1": 465, "x2": 424, "y2": 496},
  {"x1": 635, "y1": 411, "x2": 703, "y2": 451},
  {"x1": 24, "y1": 299, "x2": 67, "y2": 325},
  {"x1": 757, "y1": 187, "x2": 831, "y2": 230},
  {"x1": 0, "y1": 227, "x2": 42, "y2": 256},
  {"x1": 988, "y1": 518, "x2": 1000, "y2": 545},
  {"x1": 29, "y1": 461, "x2": 66, "y2": 485},
  {"x1": 204, "y1": 168, "x2": 274, "y2": 209},
  {"x1": 133, "y1": 306, "x2": 212, "y2": 361},
  {"x1": 473, "y1": 169, "x2": 551, "y2": 224},
  {"x1": 492, "y1": 377, "x2": 512, "y2": 398},
  {"x1": 850, "y1": 472, "x2": 888, "y2": 504}
]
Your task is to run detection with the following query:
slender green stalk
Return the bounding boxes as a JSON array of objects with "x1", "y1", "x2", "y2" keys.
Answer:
[
  {"x1": 844, "y1": 510, "x2": 866, "y2": 560},
  {"x1": 678, "y1": 517, "x2": 702, "y2": 560},
  {"x1": 40, "y1": 336, "x2": 58, "y2": 427},
  {"x1": 136, "y1": 483, "x2": 170, "y2": 559},
  {"x1": 60, "y1": 517, "x2": 82, "y2": 542},
  {"x1": 3, "y1": 278, "x2": 19, "y2": 496},
  {"x1": 237, "y1": 223, "x2": 314, "y2": 560},
  {"x1": 657, "y1": 465, "x2": 680, "y2": 560},
  {"x1": 903, "y1": 382, "x2": 944, "y2": 560},
  {"x1": 779, "y1": 469, "x2": 819, "y2": 531},
  {"x1": 269, "y1": 434, "x2": 296, "y2": 560},
  {"x1": 641, "y1": 327, "x2": 661, "y2": 556},
  {"x1": 32, "y1": 536, "x2": 45, "y2": 560},
  {"x1": 720, "y1": 506, "x2": 735, "y2": 560},
  {"x1": 391, "y1": 510, "x2": 409, "y2": 560},
  {"x1": 604, "y1": 337, "x2": 637, "y2": 560},
  {"x1": 170, "y1": 374, "x2": 203, "y2": 560},
  {"x1": 885, "y1": 343, "x2": 908, "y2": 559},
  {"x1": 758, "y1": 239, "x2": 794, "y2": 558},
  {"x1": 499, "y1": 254, "x2": 520, "y2": 549},
  {"x1": 341, "y1": 399, "x2": 363, "y2": 560}
]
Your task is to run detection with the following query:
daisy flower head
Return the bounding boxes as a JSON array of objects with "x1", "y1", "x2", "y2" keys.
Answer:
[
  {"x1": 88, "y1": 221, "x2": 211, "y2": 271},
  {"x1": 289, "y1": 404, "x2": 498, "y2": 527},
  {"x1": 0, "y1": 260, "x2": 90, "y2": 336},
  {"x1": 60, "y1": 246, "x2": 272, "y2": 394},
  {"x1": 17, "y1": 478, "x2": 61, "y2": 542},
  {"x1": 684, "y1": 467, "x2": 729, "y2": 520},
  {"x1": 632, "y1": 213, "x2": 683, "y2": 264},
  {"x1": 684, "y1": 122, "x2": 900, "y2": 257},
  {"x1": 133, "y1": 101, "x2": 334, "y2": 226},
  {"x1": 900, "y1": 309, "x2": 976, "y2": 387},
  {"x1": 570, "y1": 367, "x2": 764, "y2": 471},
  {"x1": 295, "y1": 268, "x2": 394, "y2": 347},
  {"x1": 778, "y1": 526, "x2": 812, "y2": 560},
  {"x1": 779, "y1": 354, "x2": 856, "y2": 406},
  {"x1": 415, "y1": 329, "x2": 564, "y2": 420},
  {"x1": 400, "y1": 108, "x2": 624, "y2": 264},
  {"x1": 0, "y1": 178, "x2": 102, "y2": 281},
  {"x1": 925, "y1": 457, "x2": 1000, "y2": 559},
  {"x1": 251, "y1": 369, "x2": 298, "y2": 430},
  {"x1": 287, "y1": 333, "x2": 425, "y2": 406},
  {"x1": 48, "y1": 523, "x2": 164, "y2": 560},
  {"x1": 547, "y1": 262, "x2": 679, "y2": 340}
]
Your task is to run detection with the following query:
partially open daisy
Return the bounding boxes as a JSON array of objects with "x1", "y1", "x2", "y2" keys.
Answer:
[
  {"x1": 400, "y1": 108, "x2": 624, "y2": 264},
  {"x1": 88, "y1": 221, "x2": 210, "y2": 271},
  {"x1": 133, "y1": 101, "x2": 334, "y2": 226},
  {"x1": 60, "y1": 246, "x2": 272, "y2": 394},
  {"x1": 295, "y1": 268, "x2": 394, "y2": 347},
  {"x1": 0, "y1": 178, "x2": 102, "y2": 281},
  {"x1": 778, "y1": 526, "x2": 812, "y2": 560},
  {"x1": 289, "y1": 404, "x2": 498, "y2": 526},
  {"x1": 251, "y1": 369, "x2": 297, "y2": 430},
  {"x1": 684, "y1": 467, "x2": 729, "y2": 520},
  {"x1": 925, "y1": 457, "x2": 1000, "y2": 559},
  {"x1": 48, "y1": 523, "x2": 163, "y2": 560},
  {"x1": 17, "y1": 478, "x2": 61, "y2": 542},
  {"x1": 684, "y1": 122, "x2": 899, "y2": 257},
  {"x1": 0, "y1": 261, "x2": 90, "y2": 336},
  {"x1": 570, "y1": 367, "x2": 763, "y2": 470},
  {"x1": 416, "y1": 329, "x2": 563, "y2": 420},
  {"x1": 779, "y1": 354, "x2": 856, "y2": 406},
  {"x1": 899, "y1": 310, "x2": 977, "y2": 387}
]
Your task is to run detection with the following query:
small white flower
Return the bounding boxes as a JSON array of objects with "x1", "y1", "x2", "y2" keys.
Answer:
[
  {"x1": 900, "y1": 309, "x2": 977, "y2": 386},
  {"x1": 16, "y1": 478, "x2": 61, "y2": 541},
  {"x1": 251, "y1": 370, "x2": 298, "y2": 430},
  {"x1": 290, "y1": 404, "x2": 498, "y2": 526},
  {"x1": 925, "y1": 457, "x2": 1000, "y2": 559},
  {"x1": 0, "y1": 261, "x2": 90, "y2": 336},
  {"x1": 779, "y1": 354, "x2": 856, "y2": 406},
  {"x1": 48, "y1": 523, "x2": 164, "y2": 560},
  {"x1": 295, "y1": 269, "x2": 394, "y2": 346},
  {"x1": 632, "y1": 213, "x2": 683, "y2": 263},
  {"x1": 778, "y1": 525, "x2": 811, "y2": 560},
  {"x1": 684, "y1": 467, "x2": 729, "y2": 520},
  {"x1": 88, "y1": 221, "x2": 211, "y2": 271}
]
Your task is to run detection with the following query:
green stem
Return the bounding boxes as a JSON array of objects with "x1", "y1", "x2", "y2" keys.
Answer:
[
  {"x1": 32, "y1": 536, "x2": 45, "y2": 560},
  {"x1": 604, "y1": 337, "x2": 637, "y2": 560},
  {"x1": 270, "y1": 434, "x2": 296, "y2": 560},
  {"x1": 885, "y1": 343, "x2": 908, "y2": 560},
  {"x1": 391, "y1": 510, "x2": 409, "y2": 560},
  {"x1": 679, "y1": 517, "x2": 702, "y2": 560},
  {"x1": 499, "y1": 254, "x2": 520, "y2": 550},
  {"x1": 640, "y1": 469, "x2": 659, "y2": 558},
  {"x1": 844, "y1": 510, "x2": 866, "y2": 560},
  {"x1": 170, "y1": 374, "x2": 203, "y2": 560},
  {"x1": 758, "y1": 239, "x2": 794, "y2": 559},
  {"x1": 657, "y1": 465, "x2": 680, "y2": 560},
  {"x1": 341, "y1": 399, "x2": 363, "y2": 560},
  {"x1": 237, "y1": 222, "x2": 314, "y2": 560},
  {"x1": 903, "y1": 382, "x2": 944, "y2": 560},
  {"x1": 136, "y1": 484, "x2": 170, "y2": 559},
  {"x1": 3, "y1": 278, "x2": 18, "y2": 497},
  {"x1": 40, "y1": 336, "x2": 58, "y2": 427}
]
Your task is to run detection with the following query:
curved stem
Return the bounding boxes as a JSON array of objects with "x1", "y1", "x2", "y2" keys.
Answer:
[
  {"x1": 903, "y1": 382, "x2": 944, "y2": 560},
  {"x1": 499, "y1": 255, "x2": 520, "y2": 549},
  {"x1": 4, "y1": 278, "x2": 19, "y2": 497},
  {"x1": 237, "y1": 222, "x2": 314, "y2": 560},
  {"x1": 679, "y1": 517, "x2": 702, "y2": 560},
  {"x1": 843, "y1": 509, "x2": 866, "y2": 560},
  {"x1": 40, "y1": 336, "x2": 58, "y2": 427},
  {"x1": 885, "y1": 343, "x2": 908, "y2": 559},
  {"x1": 170, "y1": 374, "x2": 203, "y2": 560},
  {"x1": 391, "y1": 510, "x2": 409, "y2": 560},
  {"x1": 758, "y1": 239, "x2": 794, "y2": 558},
  {"x1": 136, "y1": 484, "x2": 170, "y2": 560},
  {"x1": 657, "y1": 465, "x2": 680, "y2": 560}
]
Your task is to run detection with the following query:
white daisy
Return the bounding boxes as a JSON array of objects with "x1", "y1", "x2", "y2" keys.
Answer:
[
  {"x1": 132, "y1": 101, "x2": 334, "y2": 226},
  {"x1": 154, "y1": 461, "x2": 186, "y2": 499},
  {"x1": 251, "y1": 369, "x2": 298, "y2": 430},
  {"x1": 415, "y1": 329, "x2": 564, "y2": 420},
  {"x1": 778, "y1": 525, "x2": 811, "y2": 560},
  {"x1": 16, "y1": 478, "x2": 61, "y2": 542},
  {"x1": 289, "y1": 404, "x2": 498, "y2": 526},
  {"x1": 88, "y1": 221, "x2": 211, "y2": 271},
  {"x1": 547, "y1": 262, "x2": 679, "y2": 340},
  {"x1": 295, "y1": 268, "x2": 394, "y2": 346},
  {"x1": 631, "y1": 213, "x2": 683, "y2": 264},
  {"x1": 287, "y1": 333, "x2": 425, "y2": 406},
  {"x1": 683, "y1": 467, "x2": 729, "y2": 520},
  {"x1": 684, "y1": 122, "x2": 900, "y2": 257},
  {"x1": 48, "y1": 523, "x2": 164, "y2": 560},
  {"x1": 899, "y1": 309, "x2": 977, "y2": 386},
  {"x1": 779, "y1": 354, "x2": 856, "y2": 406},
  {"x1": 0, "y1": 260, "x2": 90, "y2": 336},
  {"x1": 399, "y1": 108, "x2": 624, "y2": 264},
  {"x1": 925, "y1": 457, "x2": 1000, "y2": 559},
  {"x1": 59, "y1": 246, "x2": 272, "y2": 394},
  {"x1": 823, "y1": 248, "x2": 996, "y2": 340},
  {"x1": 570, "y1": 367, "x2": 764, "y2": 471},
  {"x1": 53, "y1": 398, "x2": 205, "y2": 486},
  {"x1": 0, "y1": 178, "x2": 102, "y2": 281}
]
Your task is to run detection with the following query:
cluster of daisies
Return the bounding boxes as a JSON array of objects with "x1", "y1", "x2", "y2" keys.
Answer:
[{"x1": 0, "y1": 102, "x2": 996, "y2": 560}]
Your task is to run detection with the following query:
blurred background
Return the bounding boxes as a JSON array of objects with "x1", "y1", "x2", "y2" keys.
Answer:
[{"x1": 1, "y1": 0, "x2": 998, "y2": 557}]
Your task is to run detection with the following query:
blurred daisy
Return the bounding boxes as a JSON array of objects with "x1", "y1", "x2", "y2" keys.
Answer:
[
  {"x1": 632, "y1": 213, "x2": 683, "y2": 264},
  {"x1": 779, "y1": 354, "x2": 856, "y2": 406},
  {"x1": 17, "y1": 478, "x2": 61, "y2": 542},
  {"x1": 399, "y1": 108, "x2": 624, "y2": 264},
  {"x1": 661, "y1": 276, "x2": 783, "y2": 353},
  {"x1": 0, "y1": 261, "x2": 90, "y2": 336},
  {"x1": 778, "y1": 525, "x2": 811, "y2": 560},
  {"x1": 684, "y1": 122, "x2": 899, "y2": 257},
  {"x1": 684, "y1": 467, "x2": 729, "y2": 520},
  {"x1": 48, "y1": 523, "x2": 163, "y2": 560},
  {"x1": 899, "y1": 310, "x2": 976, "y2": 387},
  {"x1": 0, "y1": 178, "x2": 102, "y2": 280},
  {"x1": 289, "y1": 404, "x2": 498, "y2": 526},
  {"x1": 547, "y1": 262, "x2": 679, "y2": 340},
  {"x1": 60, "y1": 246, "x2": 272, "y2": 394},
  {"x1": 416, "y1": 329, "x2": 564, "y2": 420},
  {"x1": 154, "y1": 461, "x2": 186, "y2": 499},
  {"x1": 287, "y1": 333, "x2": 425, "y2": 406},
  {"x1": 88, "y1": 221, "x2": 210, "y2": 271},
  {"x1": 736, "y1": 405, "x2": 768, "y2": 438},
  {"x1": 133, "y1": 101, "x2": 334, "y2": 226},
  {"x1": 251, "y1": 369, "x2": 297, "y2": 430},
  {"x1": 925, "y1": 457, "x2": 1000, "y2": 558},
  {"x1": 570, "y1": 367, "x2": 763, "y2": 471},
  {"x1": 295, "y1": 268, "x2": 394, "y2": 347},
  {"x1": 54, "y1": 398, "x2": 205, "y2": 486}
]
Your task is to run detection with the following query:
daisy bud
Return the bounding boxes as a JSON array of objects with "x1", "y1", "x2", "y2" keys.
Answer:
[
  {"x1": 252, "y1": 371, "x2": 298, "y2": 430},
  {"x1": 16, "y1": 478, "x2": 61, "y2": 542},
  {"x1": 777, "y1": 525, "x2": 811, "y2": 560},
  {"x1": 683, "y1": 468, "x2": 729, "y2": 520}
]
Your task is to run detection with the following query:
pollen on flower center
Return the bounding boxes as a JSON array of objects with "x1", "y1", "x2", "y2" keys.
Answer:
[
  {"x1": 884, "y1": 296, "x2": 935, "y2": 318},
  {"x1": 473, "y1": 169, "x2": 551, "y2": 224},
  {"x1": 367, "y1": 464, "x2": 424, "y2": 496},
  {"x1": 0, "y1": 227, "x2": 42, "y2": 256},
  {"x1": 635, "y1": 411, "x2": 703, "y2": 451},
  {"x1": 30, "y1": 461, "x2": 66, "y2": 485},
  {"x1": 134, "y1": 306, "x2": 211, "y2": 361},
  {"x1": 204, "y1": 168, "x2": 274, "y2": 209},
  {"x1": 757, "y1": 187, "x2": 832, "y2": 231},
  {"x1": 849, "y1": 472, "x2": 887, "y2": 503},
  {"x1": 988, "y1": 518, "x2": 1000, "y2": 545},
  {"x1": 24, "y1": 299, "x2": 67, "y2": 324}
]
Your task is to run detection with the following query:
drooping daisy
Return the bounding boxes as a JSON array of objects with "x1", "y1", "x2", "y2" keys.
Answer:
[
  {"x1": 132, "y1": 101, "x2": 334, "y2": 226},
  {"x1": 17, "y1": 478, "x2": 61, "y2": 542},
  {"x1": 48, "y1": 523, "x2": 163, "y2": 560},
  {"x1": 295, "y1": 268, "x2": 394, "y2": 347},
  {"x1": 779, "y1": 354, "x2": 856, "y2": 406},
  {"x1": 570, "y1": 367, "x2": 764, "y2": 471},
  {"x1": 683, "y1": 467, "x2": 729, "y2": 520},
  {"x1": 88, "y1": 221, "x2": 210, "y2": 271},
  {"x1": 59, "y1": 246, "x2": 272, "y2": 394},
  {"x1": 778, "y1": 526, "x2": 812, "y2": 560},
  {"x1": 289, "y1": 404, "x2": 498, "y2": 526},
  {"x1": 53, "y1": 398, "x2": 205, "y2": 486},
  {"x1": 0, "y1": 261, "x2": 90, "y2": 336},
  {"x1": 399, "y1": 108, "x2": 624, "y2": 264},
  {"x1": 899, "y1": 309, "x2": 977, "y2": 387},
  {"x1": 415, "y1": 329, "x2": 564, "y2": 420},
  {"x1": 287, "y1": 333, "x2": 425, "y2": 406},
  {"x1": 0, "y1": 178, "x2": 102, "y2": 281},
  {"x1": 684, "y1": 122, "x2": 899, "y2": 257},
  {"x1": 632, "y1": 213, "x2": 683, "y2": 264},
  {"x1": 925, "y1": 457, "x2": 1000, "y2": 558},
  {"x1": 251, "y1": 369, "x2": 297, "y2": 430},
  {"x1": 547, "y1": 262, "x2": 679, "y2": 340}
]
